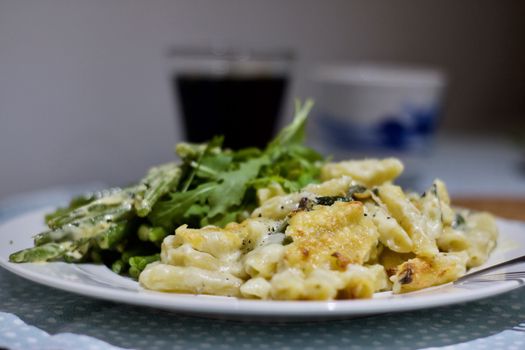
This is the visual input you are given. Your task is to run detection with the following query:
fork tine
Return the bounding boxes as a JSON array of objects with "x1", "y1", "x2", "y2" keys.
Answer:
[
  {"x1": 501, "y1": 272, "x2": 525, "y2": 279},
  {"x1": 481, "y1": 272, "x2": 525, "y2": 278},
  {"x1": 456, "y1": 271, "x2": 525, "y2": 284},
  {"x1": 506, "y1": 273, "x2": 525, "y2": 278},
  {"x1": 455, "y1": 255, "x2": 525, "y2": 284}
]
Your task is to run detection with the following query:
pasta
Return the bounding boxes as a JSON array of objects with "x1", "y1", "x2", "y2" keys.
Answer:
[{"x1": 139, "y1": 158, "x2": 499, "y2": 300}]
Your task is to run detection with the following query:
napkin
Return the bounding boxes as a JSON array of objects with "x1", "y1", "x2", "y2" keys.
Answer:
[{"x1": 0, "y1": 312, "x2": 131, "y2": 350}]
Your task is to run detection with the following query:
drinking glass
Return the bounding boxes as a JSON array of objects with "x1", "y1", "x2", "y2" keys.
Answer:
[{"x1": 169, "y1": 47, "x2": 294, "y2": 149}]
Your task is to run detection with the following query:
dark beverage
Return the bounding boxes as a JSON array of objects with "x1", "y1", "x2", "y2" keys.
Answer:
[{"x1": 175, "y1": 74, "x2": 288, "y2": 149}]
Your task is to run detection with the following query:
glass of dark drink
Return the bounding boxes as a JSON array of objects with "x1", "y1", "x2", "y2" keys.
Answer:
[{"x1": 169, "y1": 47, "x2": 293, "y2": 149}]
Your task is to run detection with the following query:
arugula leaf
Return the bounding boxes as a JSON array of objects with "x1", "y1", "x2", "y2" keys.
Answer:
[
  {"x1": 196, "y1": 152, "x2": 233, "y2": 179},
  {"x1": 249, "y1": 175, "x2": 299, "y2": 192},
  {"x1": 147, "y1": 99, "x2": 324, "y2": 231},
  {"x1": 201, "y1": 209, "x2": 243, "y2": 228},
  {"x1": 266, "y1": 99, "x2": 313, "y2": 153},
  {"x1": 232, "y1": 147, "x2": 263, "y2": 162},
  {"x1": 149, "y1": 182, "x2": 216, "y2": 230},
  {"x1": 207, "y1": 155, "x2": 270, "y2": 218},
  {"x1": 175, "y1": 136, "x2": 224, "y2": 162},
  {"x1": 179, "y1": 136, "x2": 224, "y2": 192}
]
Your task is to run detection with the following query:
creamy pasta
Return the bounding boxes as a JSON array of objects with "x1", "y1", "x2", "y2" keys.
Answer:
[{"x1": 139, "y1": 158, "x2": 499, "y2": 300}]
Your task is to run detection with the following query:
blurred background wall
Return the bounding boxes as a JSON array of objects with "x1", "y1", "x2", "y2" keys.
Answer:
[{"x1": 1, "y1": 0, "x2": 524, "y2": 198}]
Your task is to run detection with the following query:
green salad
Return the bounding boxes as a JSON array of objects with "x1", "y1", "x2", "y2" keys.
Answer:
[{"x1": 9, "y1": 100, "x2": 325, "y2": 278}]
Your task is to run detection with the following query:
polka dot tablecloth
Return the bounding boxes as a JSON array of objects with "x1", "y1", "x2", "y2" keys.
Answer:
[{"x1": 1, "y1": 189, "x2": 525, "y2": 350}]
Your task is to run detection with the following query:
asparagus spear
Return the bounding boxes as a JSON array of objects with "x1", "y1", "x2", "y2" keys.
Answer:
[
  {"x1": 10, "y1": 221, "x2": 128, "y2": 263},
  {"x1": 133, "y1": 162, "x2": 181, "y2": 217},
  {"x1": 95, "y1": 221, "x2": 131, "y2": 250},
  {"x1": 9, "y1": 242, "x2": 76, "y2": 262},
  {"x1": 10, "y1": 163, "x2": 180, "y2": 264},
  {"x1": 47, "y1": 189, "x2": 133, "y2": 229},
  {"x1": 110, "y1": 247, "x2": 159, "y2": 276},
  {"x1": 45, "y1": 194, "x2": 94, "y2": 225},
  {"x1": 111, "y1": 259, "x2": 127, "y2": 274},
  {"x1": 63, "y1": 242, "x2": 91, "y2": 263},
  {"x1": 137, "y1": 224, "x2": 168, "y2": 244},
  {"x1": 128, "y1": 254, "x2": 160, "y2": 279},
  {"x1": 34, "y1": 204, "x2": 133, "y2": 246},
  {"x1": 44, "y1": 187, "x2": 127, "y2": 226}
]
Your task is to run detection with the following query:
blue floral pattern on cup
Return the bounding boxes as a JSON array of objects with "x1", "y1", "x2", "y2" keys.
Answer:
[{"x1": 317, "y1": 104, "x2": 440, "y2": 152}]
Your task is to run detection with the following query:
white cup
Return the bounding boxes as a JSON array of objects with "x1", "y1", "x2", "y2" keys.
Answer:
[{"x1": 311, "y1": 63, "x2": 447, "y2": 186}]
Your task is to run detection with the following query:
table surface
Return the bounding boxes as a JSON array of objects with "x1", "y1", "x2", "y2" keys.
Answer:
[{"x1": 454, "y1": 198, "x2": 525, "y2": 222}]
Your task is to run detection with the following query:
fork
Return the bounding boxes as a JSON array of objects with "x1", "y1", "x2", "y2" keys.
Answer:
[{"x1": 454, "y1": 255, "x2": 525, "y2": 284}]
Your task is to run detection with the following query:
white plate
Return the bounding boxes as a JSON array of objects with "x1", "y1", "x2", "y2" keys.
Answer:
[{"x1": 1, "y1": 208, "x2": 524, "y2": 321}]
